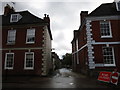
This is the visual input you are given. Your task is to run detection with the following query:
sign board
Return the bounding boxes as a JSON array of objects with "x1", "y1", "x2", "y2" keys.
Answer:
[
  {"x1": 111, "y1": 72, "x2": 119, "y2": 85},
  {"x1": 98, "y1": 71, "x2": 112, "y2": 82}
]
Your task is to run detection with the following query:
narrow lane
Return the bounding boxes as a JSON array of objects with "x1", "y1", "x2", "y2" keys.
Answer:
[
  {"x1": 50, "y1": 68, "x2": 108, "y2": 88},
  {"x1": 3, "y1": 68, "x2": 116, "y2": 88}
]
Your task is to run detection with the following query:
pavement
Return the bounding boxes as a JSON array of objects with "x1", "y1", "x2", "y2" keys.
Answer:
[{"x1": 2, "y1": 68, "x2": 120, "y2": 89}]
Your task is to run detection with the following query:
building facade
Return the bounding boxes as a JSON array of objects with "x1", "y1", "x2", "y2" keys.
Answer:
[
  {"x1": 1, "y1": 4, "x2": 53, "y2": 76},
  {"x1": 52, "y1": 52, "x2": 61, "y2": 70},
  {"x1": 72, "y1": 1, "x2": 120, "y2": 76}
]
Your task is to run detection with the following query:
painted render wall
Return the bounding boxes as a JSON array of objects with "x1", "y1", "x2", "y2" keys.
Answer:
[{"x1": 41, "y1": 26, "x2": 52, "y2": 76}]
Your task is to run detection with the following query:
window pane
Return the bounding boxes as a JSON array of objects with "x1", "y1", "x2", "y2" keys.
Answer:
[
  {"x1": 10, "y1": 14, "x2": 18, "y2": 22},
  {"x1": 25, "y1": 53, "x2": 34, "y2": 69},
  {"x1": 7, "y1": 30, "x2": 16, "y2": 43},
  {"x1": 117, "y1": 2, "x2": 120, "y2": 11},
  {"x1": 100, "y1": 21, "x2": 111, "y2": 37},
  {"x1": 5, "y1": 53, "x2": 14, "y2": 69},
  {"x1": 102, "y1": 47, "x2": 114, "y2": 65},
  {"x1": 26, "y1": 29, "x2": 35, "y2": 43}
]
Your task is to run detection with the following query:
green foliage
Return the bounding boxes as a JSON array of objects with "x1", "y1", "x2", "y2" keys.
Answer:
[{"x1": 62, "y1": 53, "x2": 72, "y2": 66}]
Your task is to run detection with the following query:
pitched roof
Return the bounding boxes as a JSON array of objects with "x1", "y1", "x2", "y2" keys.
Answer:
[
  {"x1": 2, "y1": 10, "x2": 47, "y2": 26},
  {"x1": 88, "y1": 2, "x2": 120, "y2": 17},
  {"x1": 1, "y1": 10, "x2": 53, "y2": 40}
]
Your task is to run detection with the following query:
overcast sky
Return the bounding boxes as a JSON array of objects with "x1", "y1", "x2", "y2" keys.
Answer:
[{"x1": 1, "y1": 0, "x2": 114, "y2": 58}]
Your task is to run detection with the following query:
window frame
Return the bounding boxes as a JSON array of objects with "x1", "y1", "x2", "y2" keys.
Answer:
[
  {"x1": 26, "y1": 28, "x2": 35, "y2": 44},
  {"x1": 7, "y1": 30, "x2": 16, "y2": 44},
  {"x1": 4, "y1": 53, "x2": 14, "y2": 69},
  {"x1": 102, "y1": 47, "x2": 116, "y2": 67},
  {"x1": 24, "y1": 52, "x2": 34, "y2": 70},
  {"x1": 10, "y1": 14, "x2": 19, "y2": 23},
  {"x1": 100, "y1": 21, "x2": 112, "y2": 38},
  {"x1": 116, "y1": 1, "x2": 120, "y2": 11}
]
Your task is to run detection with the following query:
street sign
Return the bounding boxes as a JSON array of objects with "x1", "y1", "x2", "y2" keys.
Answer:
[
  {"x1": 111, "y1": 72, "x2": 119, "y2": 85},
  {"x1": 98, "y1": 71, "x2": 112, "y2": 82}
]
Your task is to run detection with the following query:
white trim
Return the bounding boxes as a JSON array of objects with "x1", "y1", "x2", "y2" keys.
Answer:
[
  {"x1": 4, "y1": 53, "x2": 14, "y2": 70},
  {"x1": 10, "y1": 14, "x2": 19, "y2": 23},
  {"x1": 95, "y1": 63, "x2": 116, "y2": 67},
  {"x1": 76, "y1": 53, "x2": 79, "y2": 64},
  {"x1": 95, "y1": 63, "x2": 104, "y2": 67},
  {"x1": 101, "y1": 36, "x2": 112, "y2": 38},
  {"x1": 86, "y1": 16, "x2": 120, "y2": 21},
  {"x1": 92, "y1": 41, "x2": 120, "y2": 45},
  {"x1": 116, "y1": 1, "x2": 120, "y2": 11},
  {"x1": 24, "y1": 52, "x2": 34, "y2": 70},
  {"x1": 104, "y1": 64, "x2": 116, "y2": 67},
  {"x1": 86, "y1": 20, "x2": 95, "y2": 69},
  {"x1": 72, "y1": 44, "x2": 87, "y2": 54},
  {"x1": 76, "y1": 39, "x2": 79, "y2": 51}
]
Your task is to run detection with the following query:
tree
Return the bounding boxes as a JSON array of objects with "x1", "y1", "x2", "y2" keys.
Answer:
[{"x1": 62, "y1": 53, "x2": 72, "y2": 68}]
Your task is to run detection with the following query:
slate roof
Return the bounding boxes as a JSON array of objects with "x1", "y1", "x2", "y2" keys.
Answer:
[
  {"x1": 1, "y1": 10, "x2": 53, "y2": 40},
  {"x1": 88, "y1": 2, "x2": 120, "y2": 17},
  {"x1": 2, "y1": 10, "x2": 47, "y2": 26}
]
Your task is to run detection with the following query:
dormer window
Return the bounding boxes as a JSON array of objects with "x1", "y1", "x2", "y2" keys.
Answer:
[
  {"x1": 116, "y1": 1, "x2": 120, "y2": 11},
  {"x1": 10, "y1": 14, "x2": 19, "y2": 22},
  {"x1": 10, "y1": 14, "x2": 22, "y2": 23}
]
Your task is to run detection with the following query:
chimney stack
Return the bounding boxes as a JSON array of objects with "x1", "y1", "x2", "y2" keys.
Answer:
[
  {"x1": 73, "y1": 30, "x2": 78, "y2": 39},
  {"x1": 44, "y1": 14, "x2": 50, "y2": 28},
  {"x1": 80, "y1": 11, "x2": 88, "y2": 24},
  {"x1": 4, "y1": 4, "x2": 15, "y2": 16},
  {"x1": 44, "y1": 14, "x2": 50, "y2": 23}
]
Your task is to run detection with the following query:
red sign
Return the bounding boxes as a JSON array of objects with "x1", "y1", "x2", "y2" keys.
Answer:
[
  {"x1": 111, "y1": 72, "x2": 119, "y2": 85},
  {"x1": 98, "y1": 71, "x2": 112, "y2": 82}
]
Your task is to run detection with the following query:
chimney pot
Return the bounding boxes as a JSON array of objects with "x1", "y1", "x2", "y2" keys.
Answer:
[{"x1": 44, "y1": 14, "x2": 47, "y2": 17}]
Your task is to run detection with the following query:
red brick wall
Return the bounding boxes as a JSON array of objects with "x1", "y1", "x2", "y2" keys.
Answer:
[
  {"x1": 2, "y1": 26, "x2": 44, "y2": 75},
  {"x1": 78, "y1": 26, "x2": 87, "y2": 48},
  {"x1": 91, "y1": 20, "x2": 120, "y2": 72},
  {"x1": 2, "y1": 26, "x2": 44, "y2": 48},
  {"x1": 2, "y1": 49, "x2": 43, "y2": 75},
  {"x1": 91, "y1": 20, "x2": 120, "y2": 42}
]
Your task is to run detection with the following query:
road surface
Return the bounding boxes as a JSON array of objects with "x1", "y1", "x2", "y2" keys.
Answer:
[{"x1": 2, "y1": 68, "x2": 119, "y2": 89}]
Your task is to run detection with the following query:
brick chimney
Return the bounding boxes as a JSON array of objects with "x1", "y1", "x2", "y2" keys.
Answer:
[
  {"x1": 44, "y1": 14, "x2": 50, "y2": 29},
  {"x1": 44, "y1": 14, "x2": 50, "y2": 24},
  {"x1": 73, "y1": 30, "x2": 78, "y2": 39},
  {"x1": 80, "y1": 11, "x2": 88, "y2": 24},
  {"x1": 4, "y1": 4, "x2": 15, "y2": 16}
]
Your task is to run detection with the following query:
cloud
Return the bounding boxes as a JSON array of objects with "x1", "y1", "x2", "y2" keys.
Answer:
[{"x1": 1, "y1": 0, "x2": 114, "y2": 59}]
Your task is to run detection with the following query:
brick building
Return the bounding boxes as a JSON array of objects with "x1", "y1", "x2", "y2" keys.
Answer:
[
  {"x1": 1, "y1": 4, "x2": 53, "y2": 76},
  {"x1": 72, "y1": 1, "x2": 120, "y2": 76},
  {"x1": 52, "y1": 52, "x2": 61, "y2": 70}
]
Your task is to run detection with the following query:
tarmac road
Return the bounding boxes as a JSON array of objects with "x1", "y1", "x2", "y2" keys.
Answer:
[{"x1": 2, "y1": 68, "x2": 120, "y2": 89}]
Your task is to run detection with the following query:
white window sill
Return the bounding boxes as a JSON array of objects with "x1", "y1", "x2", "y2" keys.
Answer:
[
  {"x1": 24, "y1": 68, "x2": 34, "y2": 70},
  {"x1": 7, "y1": 43, "x2": 15, "y2": 45},
  {"x1": 95, "y1": 63, "x2": 116, "y2": 67},
  {"x1": 101, "y1": 36, "x2": 112, "y2": 38},
  {"x1": 4, "y1": 68, "x2": 13, "y2": 70},
  {"x1": 26, "y1": 42, "x2": 35, "y2": 44},
  {"x1": 104, "y1": 64, "x2": 116, "y2": 67}
]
